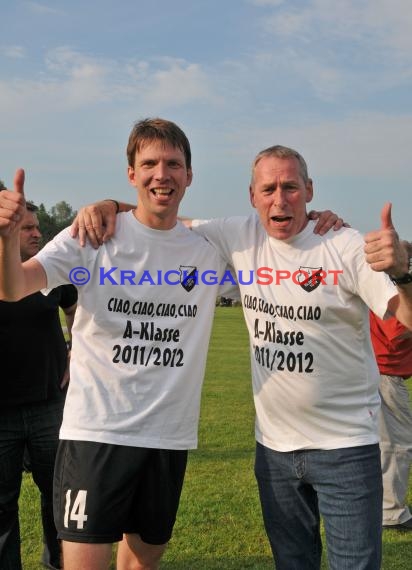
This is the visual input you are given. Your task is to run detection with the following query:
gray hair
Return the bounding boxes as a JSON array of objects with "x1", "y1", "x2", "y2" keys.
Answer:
[{"x1": 251, "y1": 145, "x2": 310, "y2": 185}]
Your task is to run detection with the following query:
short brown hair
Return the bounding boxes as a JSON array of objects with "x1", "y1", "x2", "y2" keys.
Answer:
[
  {"x1": 126, "y1": 118, "x2": 192, "y2": 170},
  {"x1": 26, "y1": 201, "x2": 38, "y2": 212}
]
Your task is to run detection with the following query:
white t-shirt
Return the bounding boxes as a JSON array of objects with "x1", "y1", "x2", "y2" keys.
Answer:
[
  {"x1": 192, "y1": 215, "x2": 398, "y2": 451},
  {"x1": 36, "y1": 212, "x2": 226, "y2": 450}
]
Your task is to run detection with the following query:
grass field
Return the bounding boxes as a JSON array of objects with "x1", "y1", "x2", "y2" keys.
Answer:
[{"x1": 20, "y1": 307, "x2": 412, "y2": 568}]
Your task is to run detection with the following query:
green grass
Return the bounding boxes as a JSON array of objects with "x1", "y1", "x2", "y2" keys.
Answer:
[{"x1": 20, "y1": 307, "x2": 412, "y2": 568}]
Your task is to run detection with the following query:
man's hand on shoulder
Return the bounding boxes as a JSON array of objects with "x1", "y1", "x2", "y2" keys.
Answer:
[
  {"x1": 71, "y1": 200, "x2": 123, "y2": 248},
  {"x1": 308, "y1": 209, "x2": 349, "y2": 235}
]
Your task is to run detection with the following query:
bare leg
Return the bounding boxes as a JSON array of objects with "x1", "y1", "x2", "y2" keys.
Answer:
[
  {"x1": 116, "y1": 533, "x2": 167, "y2": 570},
  {"x1": 62, "y1": 541, "x2": 112, "y2": 570}
]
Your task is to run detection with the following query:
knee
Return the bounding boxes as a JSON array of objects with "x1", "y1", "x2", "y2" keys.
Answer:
[
  {"x1": 119, "y1": 555, "x2": 161, "y2": 570},
  {"x1": 117, "y1": 535, "x2": 165, "y2": 570}
]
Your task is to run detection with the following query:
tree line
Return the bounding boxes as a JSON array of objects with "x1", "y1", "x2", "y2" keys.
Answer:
[{"x1": 0, "y1": 178, "x2": 76, "y2": 246}]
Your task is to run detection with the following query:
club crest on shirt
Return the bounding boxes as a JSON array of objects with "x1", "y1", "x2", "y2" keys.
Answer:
[
  {"x1": 179, "y1": 265, "x2": 197, "y2": 292},
  {"x1": 296, "y1": 266, "x2": 323, "y2": 293}
]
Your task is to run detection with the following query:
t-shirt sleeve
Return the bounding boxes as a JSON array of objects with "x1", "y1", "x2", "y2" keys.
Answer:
[
  {"x1": 58, "y1": 284, "x2": 78, "y2": 309},
  {"x1": 192, "y1": 218, "x2": 239, "y2": 265},
  {"x1": 341, "y1": 231, "x2": 398, "y2": 319},
  {"x1": 35, "y1": 227, "x2": 91, "y2": 290}
]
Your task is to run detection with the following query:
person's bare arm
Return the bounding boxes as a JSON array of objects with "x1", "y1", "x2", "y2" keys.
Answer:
[
  {"x1": 60, "y1": 302, "x2": 77, "y2": 389},
  {"x1": 387, "y1": 287, "x2": 412, "y2": 330},
  {"x1": 0, "y1": 170, "x2": 47, "y2": 300},
  {"x1": 179, "y1": 217, "x2": 192, "y2": 229},
  {"x1": 63, "y1": 302, "x2": 77, "y2": 339},
  {"x1": 183, "y1": 211, "x2": 347, "y2": 233},
  {"x1": 70, "y1": 200, "x2": 135, "y2": 248},
  {"x1": 70, "y1": 198, "x2": 349, "y2": 248}
]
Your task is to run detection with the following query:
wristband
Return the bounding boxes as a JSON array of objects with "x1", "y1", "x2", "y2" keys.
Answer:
[
  {"x1": 104, "y1": 199, "x2": 120, "y2": 214},
  {"x1": 389, "y1": 273, "x2": 412, "y2": 286},
  {"x1": 389, "y1": 256, "x2": 412, "y2": 286}
]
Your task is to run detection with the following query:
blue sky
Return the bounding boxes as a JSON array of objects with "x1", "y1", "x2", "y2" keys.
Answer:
[{"x1": 1, "y1": 0, "x2": 411, "y2": 237}]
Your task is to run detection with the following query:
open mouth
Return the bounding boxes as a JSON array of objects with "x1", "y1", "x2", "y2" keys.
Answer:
[
  {"x1": 151, "y1": 188, "x2": 174, "y2": 197},
  {"x1": 271, "y1": 215, "x2": 292, "y2": 223}
]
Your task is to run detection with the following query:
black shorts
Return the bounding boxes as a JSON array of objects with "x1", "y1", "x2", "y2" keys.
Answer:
[{"x1": 53, "y1": 440, "x2": 188, "y2": 544}]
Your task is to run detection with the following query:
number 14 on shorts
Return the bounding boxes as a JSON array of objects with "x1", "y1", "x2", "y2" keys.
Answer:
[{"x1": 64, "y1": 489, "x2": 88, "y2": 529}]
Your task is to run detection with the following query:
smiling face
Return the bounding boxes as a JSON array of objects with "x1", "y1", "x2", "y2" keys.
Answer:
[
  {"x1": 249, "y1": 155, "x2": 313, "y2": 240},
  {"x1": 128, "y1": 140, "x2": 193, "y2": 230}
]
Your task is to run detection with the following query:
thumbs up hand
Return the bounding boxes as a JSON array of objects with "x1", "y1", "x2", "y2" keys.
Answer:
[
  {"x1": 364, "y1": 203, "x2": 408, "y2": 277},
  {"x1": 0, "y1": 169, "x2": 27, "y2": 237}
]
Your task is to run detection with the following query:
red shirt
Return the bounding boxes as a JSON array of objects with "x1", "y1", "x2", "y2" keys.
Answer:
[{"x1": 370, "y1": 312, "x2": 412, "y2": 378}]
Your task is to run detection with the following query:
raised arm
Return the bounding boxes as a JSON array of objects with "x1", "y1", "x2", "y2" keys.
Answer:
[
  {"x1": 364, "y1": 203, "x2": 412, "y2": 329},
  {"x1": 0, "y1": 169, "x2": 47, "y2": 300}
]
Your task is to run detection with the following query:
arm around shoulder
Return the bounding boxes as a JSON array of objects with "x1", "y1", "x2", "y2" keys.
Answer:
[{"x1": 70, "y1": 199, "x2": 135, "y2": 248}]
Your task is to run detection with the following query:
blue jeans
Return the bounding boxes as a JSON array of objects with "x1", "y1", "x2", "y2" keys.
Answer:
[
  {"x1": 0, "y1": 399, "x2": 64, "y2": 570},
  {"x1": 255, "y1": 442, "x2": 382, "y2": 570}
]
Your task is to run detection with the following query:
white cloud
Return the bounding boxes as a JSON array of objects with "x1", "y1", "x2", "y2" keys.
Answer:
[
  {"x1": 259, "y1": 0, "x2": 412, "y2": 60},
  {"x1": 232, "y1": 112, "x2": 412, "y2": 178},
  {"x1": 0, "y1": 45, "x2": 26, "y2": 59},
  {"x1": 263, "y1": 8, "x2": 312, "y2": 38},
  {"x1": 246, "y1": 0, "x2": 412, "y2": 103},
  {"x1": 43, "y1": 47, "x2": 114, "y2": 105},
  {"x1": 26, "y1": 1, "x2": 64, "y2": 15},
  {"x1": 251, "y1": 47, "x2": 345, "y2": 101},
  {"x1": 361, "y1": 0, "x2": 412, "y2": 58},
  {"x1": 0, "y1": 49, "x2": 218, "y2": 121},
  {"x1": 143, "y1": 61, "x2": 215, "y2": 107},
  {"x1": 248, "y1": 0, "x2": 285, "y2": 6}
]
